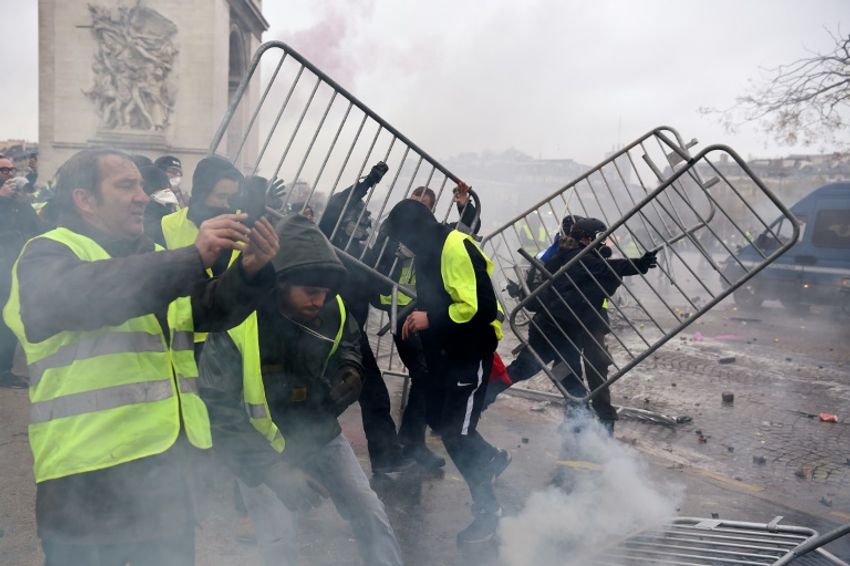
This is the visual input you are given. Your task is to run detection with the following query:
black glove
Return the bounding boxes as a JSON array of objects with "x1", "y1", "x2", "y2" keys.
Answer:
[
  {"x1": 505, "y1": 280, "x2": 522, "y2": 299},
  {"x1": 364, "y1": 161, "x2": 389, "y2": 187},
  {"x1": 263, "y1": 461, "x2": 329, "y2": 512},
  {"x1": 635, "y1": 251, "x2": 658, "y2": 274},
  {"x1": 329, "y1": 366, "x2": 363, "y2": 414}
]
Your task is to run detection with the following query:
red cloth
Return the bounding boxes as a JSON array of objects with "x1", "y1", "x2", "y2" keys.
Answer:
[{"x1": 489, "y1": 352, "x2": 512, "y2": 385}]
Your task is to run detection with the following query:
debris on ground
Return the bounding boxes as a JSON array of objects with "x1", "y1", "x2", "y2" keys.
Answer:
[
  {"x1": 820, "y1": 496, "x2": 834, "y2": 508},
  {"x1": 819, "y1": 412, "x2": 838, "y2": 423},
  {"x1": 753, "y1": 455, "x2": 767, "y2": 465},
  {"x1": 711, "y1": 513, "x2": 720, "y2": 519},
  {"x1": 521, "y1": 437, "x2": 529, "y2": 444},
  {"x1": 718, "y1": 356, "x2": 737, "y2": 364},
  {"x1": 714, "y1": 334, "x2": 742, "y2": 341},
  {"x1": 727, "y1": 446, "x2": 734, "y2": 453},
  {"x1": 721, "y1": 392, "x2": 735, "y2": 404},
  {"x1": 530, "y1": 401, "x2": 549, "y2": 412},
  {"x1": 730, "y1": 316, "x2": 762, "y2": 323},
  {"x1": 693, "y1": 332, "x2": 704, "y2": 342}
]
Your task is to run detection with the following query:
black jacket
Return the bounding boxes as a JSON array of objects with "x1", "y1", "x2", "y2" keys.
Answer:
[
  {"x1": 386, "y1": 200, "x2": 498, "y2": 361},
  {"x1": 540, "y1": 246, "x2": 644, "y2": 333},
  {"x1": 198, "y1": 215, "x2": 363, "y2": 485}
]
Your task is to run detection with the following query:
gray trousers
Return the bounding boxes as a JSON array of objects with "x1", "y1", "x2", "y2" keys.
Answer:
[{"x1": 238, "y1": 433, "x2": 403, "y2": 566}]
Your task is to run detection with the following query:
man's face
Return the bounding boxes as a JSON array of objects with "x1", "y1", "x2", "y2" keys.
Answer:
[
  {"x1": 0, "y1": 157, "x2": 16, "y2": 184},
  {"x1": 204, "y1": 178, "x2": 240, "y2": 209},
  {"x1": 278, "y1": 283, "x2": 329, "y2": 322},
  {"x1": 77, "y1": 155, "x2": 149, "y2": 239}
]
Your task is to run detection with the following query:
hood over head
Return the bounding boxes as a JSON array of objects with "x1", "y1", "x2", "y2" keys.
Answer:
[
  {"x1": 189, "y1": 155, "x2": 243, "y2": 207},
  {"x1": 385, "y1": 199, "x2": 444, "y2": 257},
  {"x1": 272, "y1": 213, "x2": 347, "y2": 292}
]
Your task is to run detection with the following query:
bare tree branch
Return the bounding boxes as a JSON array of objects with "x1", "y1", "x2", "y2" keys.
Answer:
[{"x1": 700, "y1": 28, "x2": 850, "y2": 148}]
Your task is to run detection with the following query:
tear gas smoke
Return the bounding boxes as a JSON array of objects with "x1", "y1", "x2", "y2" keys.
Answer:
[{"x1": 498, "y1": 412, "x2": 683, "y2": 566}]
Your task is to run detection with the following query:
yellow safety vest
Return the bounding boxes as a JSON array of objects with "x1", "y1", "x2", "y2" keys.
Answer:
[
  {"x1": 441, "y1": 231, "x2": 504, "y2": 340},
  {"x1": 379, "y1": 259, "x2": 415, "y2": 307},
  {"x1": 2, "y1": 227, "x2": 212, "y2": 483},
  {"x1": 226, "y1": 295, "x2": 347, "y2": 453},
  {"x1": 161, "y1": 207, "x2": 239, "y2": 343}
]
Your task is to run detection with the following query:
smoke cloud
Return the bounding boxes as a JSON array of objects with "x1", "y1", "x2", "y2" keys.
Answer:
[{"x1": 498, "y1": 414, "x2": 682, "y2": 566}]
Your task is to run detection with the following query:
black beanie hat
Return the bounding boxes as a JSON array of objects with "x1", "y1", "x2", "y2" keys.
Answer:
[
  {"x1": 140, "y1": 165, "x2": 171, "y2": 196},
  {"x1": 190, "y1": 155, "x2": 243, "y2": 206}
]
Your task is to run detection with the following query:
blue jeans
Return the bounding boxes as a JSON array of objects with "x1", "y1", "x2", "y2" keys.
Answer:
[{"x1": 239, "y1": 433, "x2": 403, "y2": 566}]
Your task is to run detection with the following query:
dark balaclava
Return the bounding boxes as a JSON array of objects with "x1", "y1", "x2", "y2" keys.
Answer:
[
  {"x1": 385, "y1": 199, "x2": 444, "y2": 258},
  {"x1": 188, "y1": 155, "x2": 244, "y2": 225}
]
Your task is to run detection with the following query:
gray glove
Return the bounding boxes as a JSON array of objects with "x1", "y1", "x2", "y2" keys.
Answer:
[
  {"x1": 330, "y1": 366, "x2": 363, "y2": 415},
  {"x1": 263, "y1": 461, "x2": 328, "y2": 512}
]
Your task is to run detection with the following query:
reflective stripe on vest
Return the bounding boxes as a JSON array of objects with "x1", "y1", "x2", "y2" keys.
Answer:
[
  {"x1": 379, "y1": 260, "x2": 415, "y2": 306},
  {"x1": 161, "y1": 208, "x2": 238, "y2": 343},
  {"x1": 440, "y1": 231, "x2": 504, "y2": 340},
  {"x1": 228, "y1": 295, "x2": 347, "y2": 453},
  {"x1": 2, "y1": 227, "x2": 212, "y2": 483}
]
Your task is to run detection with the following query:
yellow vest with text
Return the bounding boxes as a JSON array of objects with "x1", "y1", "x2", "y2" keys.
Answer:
[
  {"x1": 2, "y1": 227, "x2": 212, "y2": 483},
  {"x1": 161, "y1": 207, "x2": 239, "y2": 342},
  {"x1": 226, "y1": 295, "x2": 347, "y2": 453},
  {"x1": 441, "y1": 231, "x2": 503, "y2": 340}
]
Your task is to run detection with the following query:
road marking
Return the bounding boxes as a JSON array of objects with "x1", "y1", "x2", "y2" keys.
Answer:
[
  {"x1": 696, "y1": 469, "x2": 765, "y2": 493},
  {"x1": 556, "y1": 460, "x2": 602, "y2": 471}
]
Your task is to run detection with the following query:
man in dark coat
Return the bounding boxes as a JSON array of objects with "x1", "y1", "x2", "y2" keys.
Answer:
[
  {"x1": 385, "y1": 199, "x2": 510, "y2": 546},
  {"x1": 199, "y1": 214, "x2": 403, "y2": 566}
]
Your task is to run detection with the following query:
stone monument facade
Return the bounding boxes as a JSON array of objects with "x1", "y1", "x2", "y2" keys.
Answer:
[{"x1": 38, "y1": 0, "x2": 267, "y2": 190}]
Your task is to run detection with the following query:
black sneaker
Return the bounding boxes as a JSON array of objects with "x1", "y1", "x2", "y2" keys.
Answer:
[
  {"x1": 457, "y1": 508, "x2": 502, "y2": 545},
  {"x1": 403, "y1": 444, "x2": 446, "y2": 470},
  {"x1": 372, "y1": 455, "x2": 417, "y2": 476},
  {"x1": 484, "y1": 449, "x2": 511, "y2": 483}
]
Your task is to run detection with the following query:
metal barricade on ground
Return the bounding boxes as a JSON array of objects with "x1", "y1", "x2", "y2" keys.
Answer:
[
  {"x1": 591, "y1": 516, "x2": 850, "y2": 565},
  {"x1": 480, "y1": 128, "x2": 799, "y2": 403}
]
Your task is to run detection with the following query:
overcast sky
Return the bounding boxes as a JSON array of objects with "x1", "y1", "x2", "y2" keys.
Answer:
[{"x1": 2, "y1": 0, "x2": 846, "y2": 164}]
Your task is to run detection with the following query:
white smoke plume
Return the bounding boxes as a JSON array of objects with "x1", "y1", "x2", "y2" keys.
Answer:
[{"x1": 498, "y1": 414, "x2": 682, "y2": 566}]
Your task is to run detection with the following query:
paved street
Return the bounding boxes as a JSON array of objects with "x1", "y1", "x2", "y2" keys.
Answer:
[{"x1": 0, "y1": 298, "x2": 848, "y2": 565}]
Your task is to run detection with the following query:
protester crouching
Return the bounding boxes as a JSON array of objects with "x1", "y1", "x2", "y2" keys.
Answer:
[{"x1": 199, "y1": 213, "x2": 404, "y2": 566}]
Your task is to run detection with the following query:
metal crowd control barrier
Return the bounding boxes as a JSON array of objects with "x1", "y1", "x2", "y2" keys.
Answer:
[
  {"x1": 480, "y1": 129, "x2": 799, "y2": 402},
  {"x1": 209, "y1": 40, "x2": 479, "y2": 373},
  {"x1": 590, "y1": 517, "x2": 849, "y2": 565}
]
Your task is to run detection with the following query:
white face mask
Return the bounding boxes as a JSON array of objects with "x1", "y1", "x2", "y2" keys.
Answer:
[
  {"x1": 151, "y1": 188, "x2": 179, "y2": 206},
  {"x1": 169, "y1": 176, "x2": 182, "y2": 188}
]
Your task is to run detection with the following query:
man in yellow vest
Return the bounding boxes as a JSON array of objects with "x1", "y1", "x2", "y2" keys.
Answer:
[
  {"x1": 198, "y1": 213, "x2": 402, "y2": 566},
  {"x1": 370, "y1": 184, "x2": 481, "y2": 470},
  {"x1": 385, "y1": 199, "x2": 509, "y2": 547},
  {"x1": 2, "y1": 148, "x2": 279, "y2": 565}
]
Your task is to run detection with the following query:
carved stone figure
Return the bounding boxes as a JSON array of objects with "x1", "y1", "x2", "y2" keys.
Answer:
[{"x1": 84, "y1": 2, "x2": 178, "y2": 131}]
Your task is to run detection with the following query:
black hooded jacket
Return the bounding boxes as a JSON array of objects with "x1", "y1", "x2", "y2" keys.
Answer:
[
  {"x1": 386, "y1": 200, "x2": 498, "y2": 360},
  {"x1": 199, "y1": 214, "x2": 363, "y2": 483}
]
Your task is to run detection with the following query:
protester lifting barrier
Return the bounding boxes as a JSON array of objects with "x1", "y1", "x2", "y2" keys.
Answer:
[
  {"x1": 209, "y1": 40, "x2": 480, "y2": 374},
  {"x1": 480, "y1": 129, "x2": 799, "y2": 403}
]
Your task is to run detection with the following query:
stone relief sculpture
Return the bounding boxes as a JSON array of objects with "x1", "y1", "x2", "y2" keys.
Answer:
[{"x1": 84, "y1": 2, "x2": 178, "y2": 131}]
